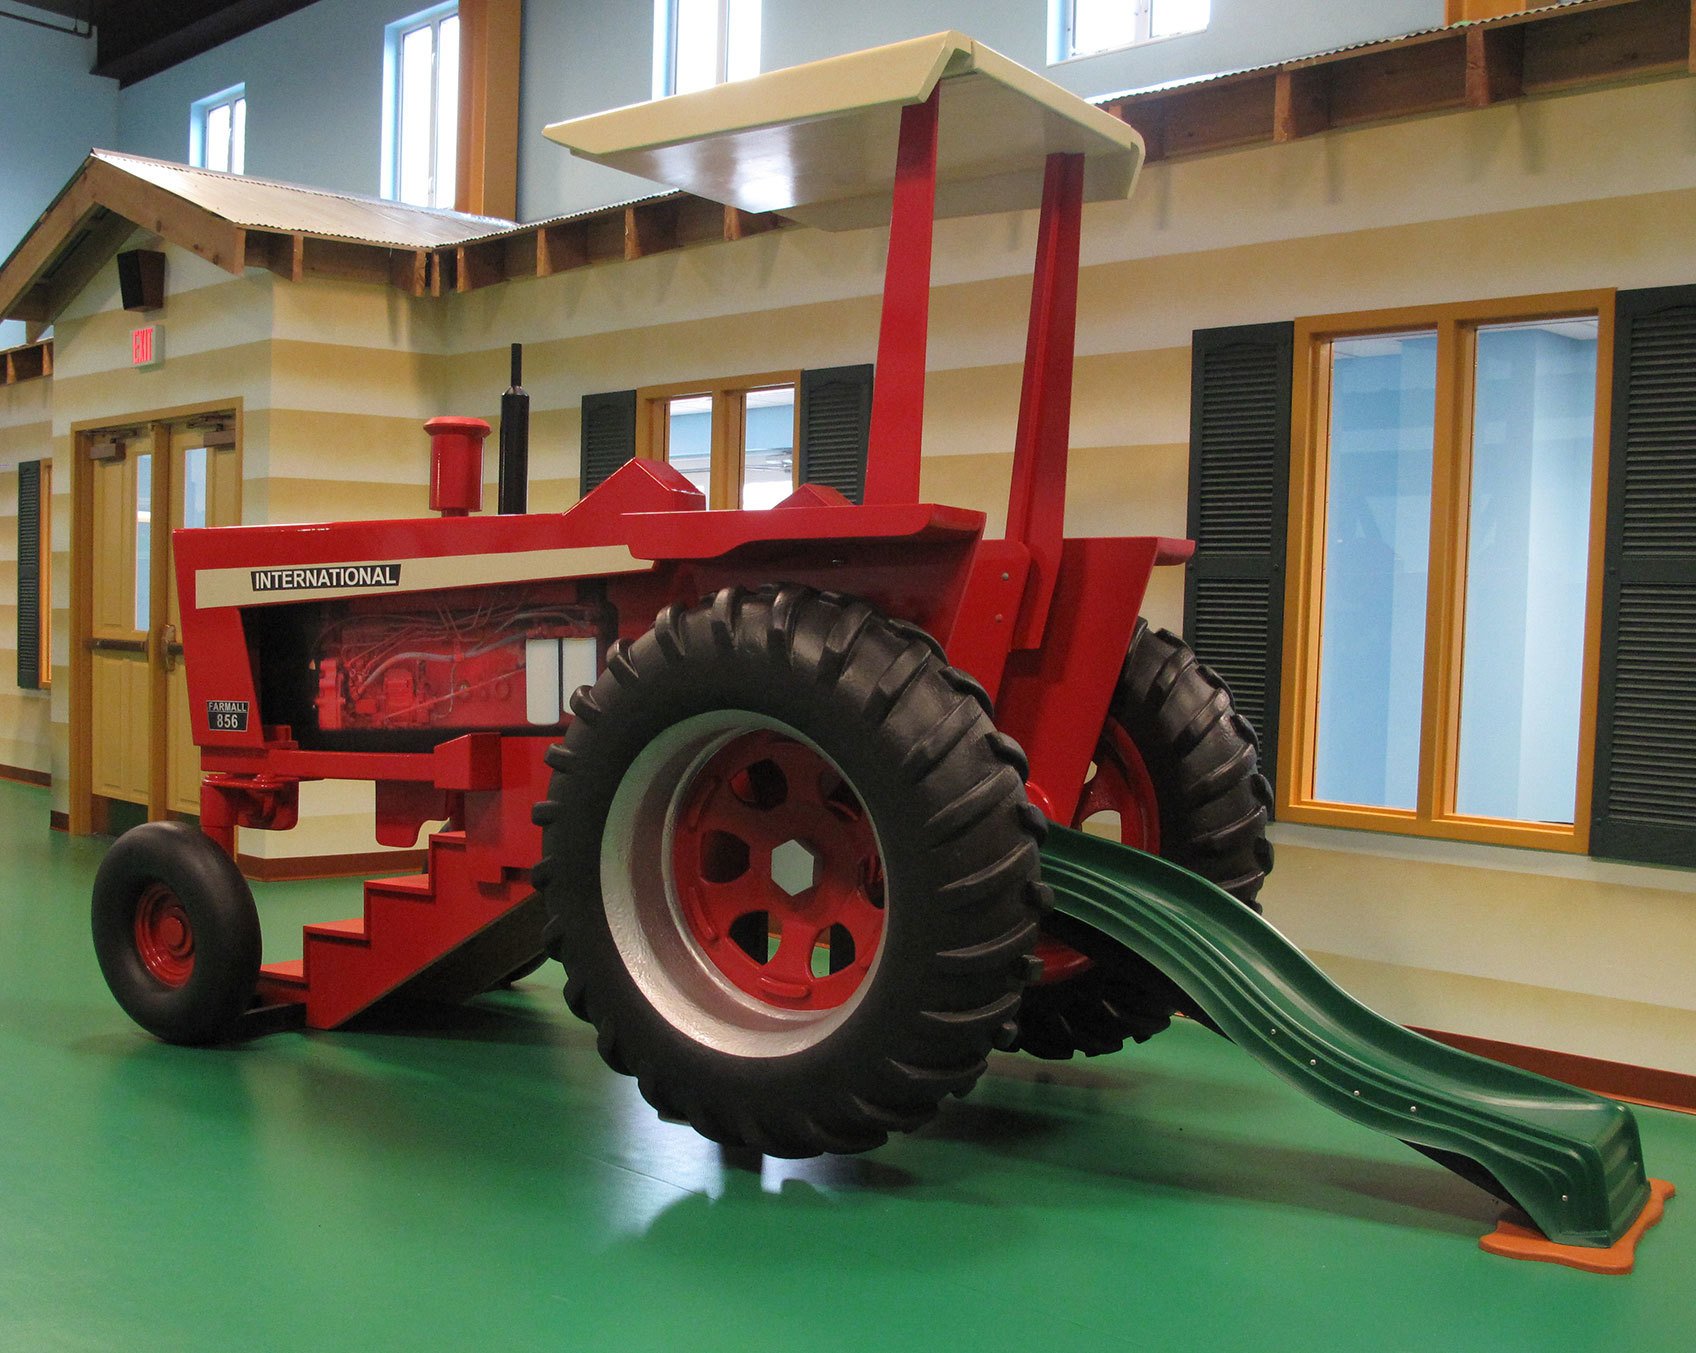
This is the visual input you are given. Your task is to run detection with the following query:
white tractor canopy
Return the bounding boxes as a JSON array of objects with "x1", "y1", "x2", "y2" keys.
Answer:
[{"x1": 542, "y1": 31, "x2": 1145, "y2": 232}]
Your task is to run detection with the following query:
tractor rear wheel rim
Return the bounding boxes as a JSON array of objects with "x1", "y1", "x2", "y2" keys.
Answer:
[
  {"x1": 1076, "y1": 722, "x2": 1159, "y2": 853},
  {"x1": 134, "y1": 883, "x2": 195, "y2": 988},
  {"x1": 671, "y1": 728, "x2": 885, "y2": 1012},
  {"x1": 603, "y1": 711, "x2": 889, "y2": 1058},
  {"x1": 1033, "y1": 724, "x2": 1162, "y2": 986}
]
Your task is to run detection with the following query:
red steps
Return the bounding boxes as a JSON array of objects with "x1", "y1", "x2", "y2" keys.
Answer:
[{"x1": 256, "y1": 830, "x2": 535, "y2": 1029}]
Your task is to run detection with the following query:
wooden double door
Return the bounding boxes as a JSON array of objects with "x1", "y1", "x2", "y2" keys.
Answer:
[{"x1": 87, "y1": 415, "x2": 239, "y2": 818}]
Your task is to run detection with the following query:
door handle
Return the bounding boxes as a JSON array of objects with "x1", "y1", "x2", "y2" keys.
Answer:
[{"x1": 161, "y1": 623, "x2": 182, "y2": 672}]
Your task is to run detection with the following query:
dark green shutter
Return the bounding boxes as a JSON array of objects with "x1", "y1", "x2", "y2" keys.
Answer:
[
  {"x1": 1590, "y1": 285, "x2": 1696, "y2": 867},
  {"x1": 16, "y1": 460, "x2": 43, "y2": 691},
  {"x1": 1183, "y1": 323, "x2": 1294, "y2": 792},
  {"x1": 797, "y1": 364, "x2": 874, "y2": 504},
  {"x1": 579, "y1": 389, "x2": 637, "y2": 496}
]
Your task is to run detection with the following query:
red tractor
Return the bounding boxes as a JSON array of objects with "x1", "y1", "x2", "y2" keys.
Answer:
[{"x1": 89, "y1": 34, "x2": 1667, "y2": 1267}]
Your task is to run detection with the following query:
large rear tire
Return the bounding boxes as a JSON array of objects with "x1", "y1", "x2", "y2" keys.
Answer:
[
  {"x1": 534, "y1": 586, "x2": 1046, "y2": 1157},
  {"x1": 1011, "y1": 621, "x2": 1272, "y2": 1060}
]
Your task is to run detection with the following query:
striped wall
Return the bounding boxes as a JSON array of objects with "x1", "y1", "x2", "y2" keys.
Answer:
[
  {"x1": 0, "y1": 375, "x2": 54, "y2": 778},
  {"x1": 19, "y1": 72, "x2": 1696, "y2": 1071},
  {"x1": 47, "y1": 242, "x2": 453, "y2": 860}
]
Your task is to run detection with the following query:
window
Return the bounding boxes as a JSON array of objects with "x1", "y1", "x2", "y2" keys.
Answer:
[
  {"x1": 384, "y1": 3, "x2": 460, "y2": 208},
  {"x1": 1281, "y1": 295, "x2": 1613, "y2": 850},
  {"x1": 655, "y1": 0, "x2": 760, "y2": 98},
  {"x1": 641, "y1": 374, "x2": 798, "y2": 509},
  {"x1": 1061, "y1": 0, "x2": 1210, "y2": 60},
  {"x1": 190, "y1": 86, "x2": 246, "y2": 174},
  {"x1": 581, "y1": 366, "x2": 870, "y2": 502}
]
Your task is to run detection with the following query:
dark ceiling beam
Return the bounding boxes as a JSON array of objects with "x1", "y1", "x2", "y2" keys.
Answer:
[
  {"x1": 92, "y1": 0, "x2": 322, "y2": 88},
  {"x1": 7, "y1": 1, "x2": 94, "y2": 20}
]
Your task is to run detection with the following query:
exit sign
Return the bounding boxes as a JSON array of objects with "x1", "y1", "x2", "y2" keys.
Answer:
[{"x1": 131, "y1": 325, "x2": 163, "y2": 367}]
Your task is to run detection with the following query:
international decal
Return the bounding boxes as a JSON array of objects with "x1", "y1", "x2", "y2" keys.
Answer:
[{"x1": 249, "y1": 563, "x2": 402, "y2": 592}]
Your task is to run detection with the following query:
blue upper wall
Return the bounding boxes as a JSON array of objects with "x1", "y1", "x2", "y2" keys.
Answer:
[
  {"x1": 3, "y1": 0, "x2": 1449, "y2": 325},
  {"x1": 0, "y1": 7, "x2": 117, "y2": 347},
  {"x1": 521, "y1": 0, "x2": 1447, "y2": 220},
  {"x1": 111, "y1": 0, "x2": 407, "y2": 200}
]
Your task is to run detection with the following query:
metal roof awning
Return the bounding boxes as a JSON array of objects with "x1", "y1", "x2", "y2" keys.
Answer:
[
  {"x1": 543, "y1": 31, "x2": 1146, "y2": 232},
  {"x1": 86, "y1": 151, "x2": 516, "y2": 247}
]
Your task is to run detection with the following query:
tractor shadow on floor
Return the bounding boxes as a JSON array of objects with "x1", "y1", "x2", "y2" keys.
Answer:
[{"x1": 336, "y1": 989, "x2": 574, "y2": 1046}]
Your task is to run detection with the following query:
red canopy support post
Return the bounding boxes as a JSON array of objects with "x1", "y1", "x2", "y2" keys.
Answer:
[
  {"x1": 1006, "y1": 151, "x2": 1085, "y2": 647},
  {"x1": 861, "y1": 88, "x2": 940, "y2": 506}
]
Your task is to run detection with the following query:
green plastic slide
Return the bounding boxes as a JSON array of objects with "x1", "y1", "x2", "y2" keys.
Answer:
[{"x1": 1039, "y1": 823, "x2": 1652, "y2": 1248}]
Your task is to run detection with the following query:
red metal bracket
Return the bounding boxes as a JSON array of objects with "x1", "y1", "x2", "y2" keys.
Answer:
[{"x1": 199, "y1": 774, "x2": 301, "y2": 856}]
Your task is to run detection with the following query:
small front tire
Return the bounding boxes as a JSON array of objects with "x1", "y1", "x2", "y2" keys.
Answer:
[{"x1": 92, "y1": 821, "x2": 262, "y2": 1046}]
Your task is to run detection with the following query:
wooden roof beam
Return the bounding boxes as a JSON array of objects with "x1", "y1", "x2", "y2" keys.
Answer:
[
  {"x1": 536, "y1": 221, "x2": 589, "y2": 277},
  {"x1": 32, "y1": 209, "x2": 140, "y2": 330},
  {"x1": 9, "y1": 286, "x2": 53, "y2": 325},
  {"x1": 245, "y1": 230, "x2": 304, "y2": 281},
  {"x1": 3, "y1": 340, "x2": 51, "y2": 385},
  {"x1": 1274, "y1": 68, "x2": 1331, "y2": 142},
  {"x1": 83, "y1": 157, "x2": 244, "y2": 274},
  {"x1": 391, "y1": 249, "x2": 429, "y2": 296},
  {"x1": 1316, "y1": 33, "x2": 1467, "y2": 129},
  {"x1": 298, "y1": 236, "x2": 394, "y2": 286},
  {"x1": 0, "y1": 174, "x2": 98, "y2": 322},
  {"x1": 1105, "y1": 0, "x2": 1696, "y2": 162},
  {"x1": 455, "y1": 232, "x2": 549, "y2": 292},
  {"x1": 625, "y1": 199, "x2": 681, "y2": 261},
  {"x1": 1518, "y1": 0, "x2": 1692, "y2": 93},
  {"x1": 724, "y1": 206, "x2": 780, "y2": 242},
  {"x1": 455, "y1": 239, "x2": 504, "y2": 292},
  {"x1": 1467, "y1": 25, "x2": 1527, "y2": 107},
  {"x1": 1117, "y1": 73, "x2": 1278, "y2": 161}
]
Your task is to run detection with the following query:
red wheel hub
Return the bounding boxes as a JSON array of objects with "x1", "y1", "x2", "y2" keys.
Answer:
[
  {"x1": 1075, "y1": 722, "x2": 1160, "y2": 854},
  {"x1": 134, "y1": 883, "x2": 195, "y2": 988},
  {"x1": 671, "y1": 730, "x2": 885, "y2": 1011},
  {"x1": 1034, "y1": 723, "x2": 1163, "y2": 985}
]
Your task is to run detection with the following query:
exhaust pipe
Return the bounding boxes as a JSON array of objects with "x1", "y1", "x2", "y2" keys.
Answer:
[{"x1": 498, "y1": 342, "x2": 530, "y2": 514}]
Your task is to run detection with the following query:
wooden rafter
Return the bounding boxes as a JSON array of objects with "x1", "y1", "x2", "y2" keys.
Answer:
[
  {"x1": 624, "y1": 199, "x2": 681, "y2": 261},
  {"x1": 2, "y1": 339, "x2": 53, "y2": 386},
  {"x1": 81, "y1": 157, "x2": 245, "y2": 274}
]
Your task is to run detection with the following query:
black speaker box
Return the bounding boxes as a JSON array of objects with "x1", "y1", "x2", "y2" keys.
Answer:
[{"x1": 117, "y1": 249, "x2": 166, "y2": 312}]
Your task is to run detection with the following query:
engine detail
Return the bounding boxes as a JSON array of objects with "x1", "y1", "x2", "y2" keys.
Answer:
[{"x1": 313, "y1": 601, "x2": 603, "y2": 732}]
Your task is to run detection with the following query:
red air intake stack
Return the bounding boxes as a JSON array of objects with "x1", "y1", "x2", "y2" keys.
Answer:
[{"x1": 426, "y1": 415, "x2": 490, "y2": 517}]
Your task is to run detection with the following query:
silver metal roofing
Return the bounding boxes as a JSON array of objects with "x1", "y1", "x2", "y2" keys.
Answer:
[
  {"x1": 90, "y1": 150, "x2": 517, "y2": 247},
  {"x1": 1091, "y1": 0, "x2": 1605, "y2": 105}
]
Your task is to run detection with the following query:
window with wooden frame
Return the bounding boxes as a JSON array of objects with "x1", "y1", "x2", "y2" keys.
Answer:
[
  {"x1": 637, "y1": 373, "x2": 799, "y2": 510},
  {"x1": 1279, "y1": 292, "x2": 1614, "y2": 851}
]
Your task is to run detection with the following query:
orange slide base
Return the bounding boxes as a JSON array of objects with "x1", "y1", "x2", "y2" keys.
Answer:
[{"x1": 1480, "y1": 1179, "x2": 1675, "y2": 1275}]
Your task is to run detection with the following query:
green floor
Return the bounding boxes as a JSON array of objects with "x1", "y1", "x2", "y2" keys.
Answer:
[{"x1": 2, "y1": 777, "x2": 1691, "y2": 1353}]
